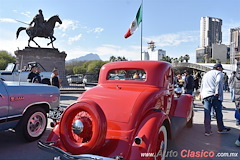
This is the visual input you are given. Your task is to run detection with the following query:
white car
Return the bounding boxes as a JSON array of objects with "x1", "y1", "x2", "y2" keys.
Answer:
[
  {"x1": 0, "y1": 62, "x2": 52, "y2": 84},
  {"x1": 67, "y1": 75, "x2": 83, "y2": 84}
]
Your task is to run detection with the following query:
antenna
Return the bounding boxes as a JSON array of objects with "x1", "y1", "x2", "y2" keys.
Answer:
[{"x1": 18, "y1": 55, "x2": 23, "y2": 85}]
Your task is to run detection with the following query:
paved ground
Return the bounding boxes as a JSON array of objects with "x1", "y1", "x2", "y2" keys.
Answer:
[
  {"x1": 167, "y1": 92, "x2": 240, "y2": 160},
  {"x1": 0, "y1": 92, "x2": 239, "y2": 160},
  {"x1": 0, "y1": 93, "x2": 80, "y2": 160}
]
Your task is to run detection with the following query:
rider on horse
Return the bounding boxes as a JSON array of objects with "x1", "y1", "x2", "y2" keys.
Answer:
[{"x1": 30, "y1": 9, "x2": 46, "y2": 35}]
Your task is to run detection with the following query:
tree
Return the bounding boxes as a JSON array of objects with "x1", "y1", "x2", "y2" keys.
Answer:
[
  {"x1": 209, "y1": 58, "x2": 216, "y2": 63},
  {"x1": 179, "y1": 56, "x2": 184, "y2": 63},
  {"x1": 109, "y1": 56, "x2": 116, "y2": 62},
  {"x1": 65, "y1": 61, "x2": 85, "y2": 75},
  {"x1": 0, "y1": 50, "x2": 16, "y2": 70},
  {"x1": 184, "y1": 54, "x2": 190, "y2": 63},
  {"x1": 109, "y1": 56, "x2": 127, "y2": 62},
  {"x1": 173, "y1": 58, "x2": 179, "y2": 63},
  {"x1": 161, "y1": 56, "x2": 172, "y2": 63},
  {"x1": 72, "y1": 60, "x2": 108, "y2": 74},
  {"x1": 86, "y1": 60, "x2": 107, "y2": 73},
  {"x1": 73, "y1": 66, "x2": 87, "y2": 74}
]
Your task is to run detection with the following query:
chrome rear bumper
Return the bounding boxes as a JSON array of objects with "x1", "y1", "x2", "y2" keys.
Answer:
[{"x1": 38, "y1": 140, "x2": 116, "y2": 160}]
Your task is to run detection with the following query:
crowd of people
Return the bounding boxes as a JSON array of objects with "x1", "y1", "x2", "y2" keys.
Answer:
[
  {"x1": 27, "y1": 65, "x2": 61, "y2": 88},
  {"x1": 174, "y1": 63, "x2": 240, "y2": 147}
]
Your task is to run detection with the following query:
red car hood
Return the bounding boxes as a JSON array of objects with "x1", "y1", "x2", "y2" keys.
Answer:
[{"x1": 78, "y1": 85, "x2": 150, "y2": 123}]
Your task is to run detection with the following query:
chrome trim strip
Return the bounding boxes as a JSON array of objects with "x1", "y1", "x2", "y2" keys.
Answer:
[
  {"x1": 7, "y1": 114, "x2": 22, "y2": 119},
  {"x1": 22, "y1": 101, "x2": 51, "y2": 114},
  {"x1": 0, "y1": 114, "x2": 22, "y2": 123},
  {"x1": 38, "y1": 141, "x2": 115, "y2": 160}
]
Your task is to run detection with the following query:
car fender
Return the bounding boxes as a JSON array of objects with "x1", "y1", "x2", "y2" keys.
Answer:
[
  {"x1": 173, "y1": 94, "x2": 193, "y2": 119},
  {"x1": 128, "y1": 110, "x2": 170, "y2": 159},
  {"x1": 22, "y1": 101, "x2": 51, "y2": 115}
]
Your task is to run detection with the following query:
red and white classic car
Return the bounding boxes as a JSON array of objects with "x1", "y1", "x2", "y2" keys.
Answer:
[{"x1": 39, "y1": 61, "x2": 193, "y2": 160}]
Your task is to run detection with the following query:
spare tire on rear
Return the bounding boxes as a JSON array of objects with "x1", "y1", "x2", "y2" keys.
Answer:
[{"x1": 59, "y1": 99, "x2": 107, "y2": 154}]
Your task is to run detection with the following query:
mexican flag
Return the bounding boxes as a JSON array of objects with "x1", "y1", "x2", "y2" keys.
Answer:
[{"x1": 124, "y1": 4, "x2": 142, "y2": 38}]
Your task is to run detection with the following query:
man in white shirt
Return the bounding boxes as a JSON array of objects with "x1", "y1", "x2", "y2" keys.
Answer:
[{"x1": 201, "y1": 63, "x2": 231, "y2": 136}]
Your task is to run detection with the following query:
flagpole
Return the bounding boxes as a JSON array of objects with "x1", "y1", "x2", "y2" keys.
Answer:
[{"x1": 140, "y1": 1, "x2": 143, "y2": 60}]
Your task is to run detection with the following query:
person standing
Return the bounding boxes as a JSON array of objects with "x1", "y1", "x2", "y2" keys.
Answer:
[
  {"x1": 234, "y1": 62, "x2": 240, "y2": 146},
  {"x1": 183, "y1": 70, "x2": 194, "y2": 95},
  {"x1": 223, "y1": 72, "x2": 229, "y2": 92},
  {"x1": 193, "y1": 71, "x2": 201, "y2": 92},
  {"x1": 229, "y1": 71, "x2": 236, "y2": 102},
  {"x1": 51, "y1": 69, "x2": 60, "y2": 88},
  {"x1": 234, "y1": 62, "x2": 240, "y2": 126},
  {"x1": 27, "y1": 66, "x2": 37, "y2": 83},
  {"x1": 33, "y1": 67, "x2": 42, "y2": 83},
  {"x1": 200, "y1": 63, "x2": 231, "y2": 136}
]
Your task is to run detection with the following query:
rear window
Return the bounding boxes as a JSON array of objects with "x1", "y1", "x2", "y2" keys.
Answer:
[{"x1": 107, "y1": 69, "x2": 146, "y2": 81}]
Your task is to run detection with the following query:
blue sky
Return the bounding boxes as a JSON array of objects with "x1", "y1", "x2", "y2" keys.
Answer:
[{"x1": 0, "y1": 0, "x2": 240, "y2": 62}]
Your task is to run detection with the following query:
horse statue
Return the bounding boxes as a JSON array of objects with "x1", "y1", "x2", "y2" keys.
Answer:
[{"x1": 16, "y1": 15, "x2": 62, "y2": 48}]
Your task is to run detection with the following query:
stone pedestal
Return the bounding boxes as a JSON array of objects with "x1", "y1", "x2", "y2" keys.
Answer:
[{"x1": 14, "y1": 47, "x2": 68, "y2": 86}]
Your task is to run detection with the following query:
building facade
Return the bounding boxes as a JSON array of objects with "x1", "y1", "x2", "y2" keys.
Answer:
[
  {"x1": 142, "y1": 41, "x2": 166, "y2": 61},
  {"x1": 230, "y1": 27, "x2": 240, "y2": 61},
  {"x1": 200, "y1": 16, "x2": 222, "y2": 47},
  {"x1": 212, "y1": 44, "x2": 228, "y2": 62},
  {"x1": 196, "y1": 16, "x2": 227, "y2": 63}
]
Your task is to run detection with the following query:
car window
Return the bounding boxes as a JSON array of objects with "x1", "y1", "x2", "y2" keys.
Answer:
[
  {"x1": 5, "y1": 63, "x2": 15, "y2": 71},
  {"x1": 107, "y1": 69, "x2": 146, "y2": 81}
]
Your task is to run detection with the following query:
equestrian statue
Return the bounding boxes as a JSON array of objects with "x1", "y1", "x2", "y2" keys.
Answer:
[{"x1": 16, "y1": 9, "x2": 62, "y2": 48}]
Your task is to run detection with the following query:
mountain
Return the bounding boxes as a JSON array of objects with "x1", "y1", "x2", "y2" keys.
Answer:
[{"x1": 67, "y1": 53, "x2": 102, "y2": 63}]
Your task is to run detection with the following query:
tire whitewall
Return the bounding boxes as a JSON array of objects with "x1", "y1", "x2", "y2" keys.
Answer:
[{"x1": 17, "y1": 107, "x2": 47, "y2": 142}]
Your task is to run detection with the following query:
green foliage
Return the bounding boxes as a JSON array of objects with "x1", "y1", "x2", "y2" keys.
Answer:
[
  {"x1": 86, "y1": 60, "x2": 107, "y2": 73},
  {"x1": 225, "y1": 59, "x2": 230, "y2": 64},
  {"x1": 73, "y1": 66, "x2": 87, "y2": 74},
  {"x1": 173, "y1": 58, "x2": 179, "y2": 63},
  {"x1": 109, "y1": 56, "x2": 127, "y2": 62},
  {"x1": 161, "y1": 54, "x2": 190, "y2": 63},
  {"x1": 0, "y1": 50, "x2": 16, "y2": 70},
  {"x1": 209, "y1": 58, "x2": 216, "y2": 63},
  {"x1": 184, "y1": 54, "x2": 190, "y2": 63},
  {"x1": 161, "y1": 56, "x2": 172, "y2": 63},
  {"x1": 68, "y1": 60, "x2": 108, "y2": 75},
  {"x1": 179, "y1": 56, "x2": 184, "y2": 62},
  {"x1": 65, "y1": 61, "x2": 85, "y2": 75}
]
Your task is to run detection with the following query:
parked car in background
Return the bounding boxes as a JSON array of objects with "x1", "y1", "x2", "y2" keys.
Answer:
[
  {"x1": 39, "y1": 61, "x2": 193, "y2": 160},
  {"x1": 0, "y1": 62, "x2": 52, "y2": 84},
  {"x1": 67, "y1": 74, "x2": 83, "y2": 84},
  {"x1": 82, "y1": 73, "x2": 98, "y2": 84},
  {"x1": 0, "y1": 79, "x2": 60, "y2": 141}
]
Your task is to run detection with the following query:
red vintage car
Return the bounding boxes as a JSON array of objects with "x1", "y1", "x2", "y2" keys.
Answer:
[{"x1": 39, "y1": 61, "x2": 193, "y2": 160}]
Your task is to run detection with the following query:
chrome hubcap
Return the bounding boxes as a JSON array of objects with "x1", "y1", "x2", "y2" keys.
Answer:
[{"x1": 72, "y1": 120, "x2": 84, "y2": 134}]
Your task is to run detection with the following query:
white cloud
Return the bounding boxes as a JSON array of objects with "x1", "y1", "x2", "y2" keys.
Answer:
[
  {"x1": 93, "y1": 27, "x2": 104, "y2": 33},
  {"x1": 144, "y1": 31, "x2": 199, "y2": 47},
  {"x1": 59, "y1": 19, "x2": 79, "y2": 31},
  {"x1": 21, "y1": 11, "x2": 31, "y2": 17},
  {"x1": 68, "y1": 34, "x2": 82, "y2": 44},
  {"x1": 0, "y1": 18, "x2": 17, "y2": 23},
  {"x1": 86, "y1": 27, "x2": 104, "y2": 33}
]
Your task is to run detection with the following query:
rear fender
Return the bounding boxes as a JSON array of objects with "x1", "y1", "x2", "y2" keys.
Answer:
[
  {"x1": 128, "y1": 110, "x2": 169, "y2": 159},
  {"x1": 173, "y1": 94, "x2": 193, "y2": 119}
]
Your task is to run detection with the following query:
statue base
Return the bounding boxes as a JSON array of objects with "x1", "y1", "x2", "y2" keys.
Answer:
[{"x1": 15, "y1": 47, "x2": 68, "y2": 86}]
